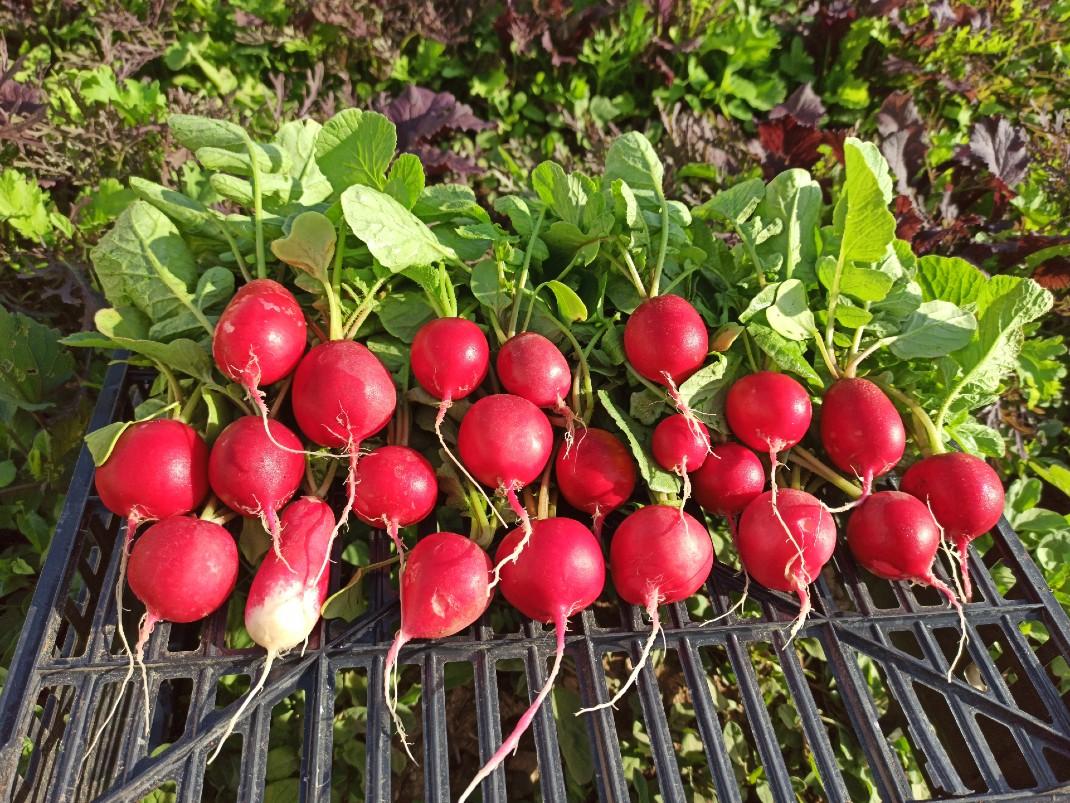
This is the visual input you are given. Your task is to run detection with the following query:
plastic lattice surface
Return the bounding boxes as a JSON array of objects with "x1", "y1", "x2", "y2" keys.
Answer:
[{"x1": 1, "y1": 360, "x2": 1069, "y2": 803}]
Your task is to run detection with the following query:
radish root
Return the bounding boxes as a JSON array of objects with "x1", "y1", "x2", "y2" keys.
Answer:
[
  {"x1": 385, "y1": 519, "x2": 406, "y2": 565},
  {"x1": 434, "y1": 399, "x2": 509, "y2": 530},
  {"x1": 459, "y1": 613, "x2": 566, "y2": 802},
  {"x1": 314, "y1": 440, "x2": 359, "y2": 585},
  {"x1": 488, "y1": 487, "x2": 534, "y2": 590},
  {"x1": 260, "y1": 502, "x2": 294, "y2": 573},
  {"x1": 786, "y1": 573, "x2": 811, "y2": 643},
  {"x1": 133, "y1": 611, "x2": 160, "y2": 736},
  {"x1": 384, "y1": 630, "x2": 416, "y2": 763},
  {"x1": 554, "y1": 397, "x2": 584, "y2": 459},
  {"x1": 577, "y1": 592, "x2": 662, "y2": 715},
  {"x1": 207, "y1": 650, "x2": 277, "y2": 764}
]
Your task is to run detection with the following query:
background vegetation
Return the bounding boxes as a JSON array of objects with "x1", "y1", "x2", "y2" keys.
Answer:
[{"x1": 1, "y1": 0, "x2": 1067, "y2": 798}]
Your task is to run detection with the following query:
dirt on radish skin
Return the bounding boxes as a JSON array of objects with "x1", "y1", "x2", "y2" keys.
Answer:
[
  {"x1": 577, "y1": 504, "x2": 713, "y2": 714},
  {"x1": 208, "y1": 497, "x2": 334, "y2": 763},
  {"x1": 353, "y1": 445, "x2": 438, "y2": 558},
  {"x1": 900, "y1": 452, "x2": 1005, "y2": 601},
  {"x1": 208, "y1": 416, "x2": 304, "y2": 563},
  {"x1": 458, "y1": 393, "x2": 554, "y2": 581},
  {"x1": 384, "y1": 532, "x2": 492, "y2": 759},
  {"x1": 554, "y1": 427, "x2": 637, "y2": 536},
  {"x1": 820, "y1": 378, "x2": 905, "y2": 497},
  {"x1": 737, "y1": 489, "x2": 835, "y2": 640},
  {"x1": 459, "y1": 518, "x2": 604, "y2": 803},
  {"x1": 496, "y1": 331, "x2": 582, "y2": 449}
]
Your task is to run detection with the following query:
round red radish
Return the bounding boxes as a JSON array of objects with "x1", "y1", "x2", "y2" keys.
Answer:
[
  {"x1": 208, "y1": 416, "x2": 304, "y2": 556},
  {"x1": 384, "y1": 532, "x2": 491, "y2": 759},
  {"x1": 726, "y1": 371, "x2": 812, "y2": 456},
  {"x1": 554, "y1": 428, "x2": 636, "y2": 536},
  {"x1": 496, "y1": 332, "x2": 571, "y2": 409},
  {"x1": 96, "y1": 419, "x2": 209, "y2": 532},
  {"x1": 737, "y1": 489, "x2": 835, "y2": 639},
  {"x1": 820, "y1": 378, "x2": 905, "y2": 495},
  {"x1": 900, "y1": 453, "x2": 1005, "y2": 601},
  {"x1": 353, "y1": 446, "x2": 438, "y2": 556},
  {"x1": 291, "y1": 340, "x2": 396, "y2": 449},
  {"x1": 652, "y1": 413, "x2": 710, "y2": 474},
  {"x1": 460, "y1": 518, "x2": 603, "y2": 801},
  {"x1": 213, "y1": 278, "x2": 307, "y2": 389},
  {"x1": 209, "y1": 497, "x2": 334, "y2": 763},
  {"x1": 623, "y1": 295, "x2": 708, "y2": 387},
  {"x1": 411, "y1": 317, "x2": 489, "y2": 403},
  {"x1": 692, "y1": 443, "x2": 765, "y2": 519}
]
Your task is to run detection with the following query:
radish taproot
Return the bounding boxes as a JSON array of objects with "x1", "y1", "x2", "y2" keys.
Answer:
[
  {"x1": 847, "y1": 491, "x2": 966, "y2": 676},
  {"x1": 737, "y1": 489, "x2": 835, "y2": 640},
  {"x1": 460, "y1": 518, "x2": 604, "y2": 802},
  {"x1": 496, "y1": 331, "x2": 582, "y2": 452},
  {"x1": 900, "y1": 452, "x2": 1005, "y2": 601},
  {"x1": 208, "y1": 416, "x2": 304, "y2": 565},
  {"x1": 820, "y1": 378, "x2": 905, "y2": 499},
  {"x1": 208, "y1": 497, "x2": 334, "y2": 763},
  {"x1": 353, "y1": 445, "x2": 438, "y2": 559},
  {"x1": 651, "y1": 413, "x2": 711, "y2": 509},
  {"x1": 458, "y1": 393, "x2": 553, "y2": 583},
  {"x1": 578, "y1": 505, "x2": 713, "y2": 714},
  {"x1": 554, "y1": 427, "x2": 637, "y2": 536},
  {"x1": 384, "y1": 532, "x2": 491, "y2": 759},
  {"x1": 291, "y1": 340, "x2": 396, "y2": 578}
]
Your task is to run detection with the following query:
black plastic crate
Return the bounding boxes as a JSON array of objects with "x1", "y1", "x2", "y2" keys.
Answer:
[{"x1": 2, "y1": 358, "x2": 1069, "y2": 803}]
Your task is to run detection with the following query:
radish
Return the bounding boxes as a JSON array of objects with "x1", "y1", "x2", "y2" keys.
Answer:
[
  {"x1": 458, "y1": 394, "x2": 553, "y2": 584},
  {"x1": 651, "y1": 413, "x2": 711, "y2": 509},
  {"x1": 737, "y1": 489, "x2": 835, "y2": 640},
  {"x1": 496, "y1": 331, "x2": 582, "y2": 452},
  {"x1": 847, "y1": 491, "x2": 966, "y2": 677},
  {"x1": 291, "y1": 339, "x2": 396, "y2": 578},
  {"x1": 554, "y1": 428, "x2": 637, "y2": 536},
  {"x1": 460, "y1": 518, "x2": 604, "y2": 802},
  {"x1": 208, "y1": 416, "x2": 304, "y2": 565},
  {"x1": 578, "y1": 505, "x2": 712, "y2": 714},
  {"x1": 129, "y1": 516, "x2": 238, "y2": 730},
  {"x1": 384, "y1": 532, "x2": 491, "y2": 759},
  {"x1": 820, "y1": 378, "x2": 905, "y2": 498},
  {"x1": 213, "y1": 278, "x2": 307, "y2": 427},
  {"x1": 208, "y1": 497, "x2": 334, "y2": 763},
  {"x1": 692, "y1": 443, "x2": 765, "y2": 519},
  {"x1": 353, "y1": 445, "x2": 438, "y2": 559},
  {"x1": 900, "y1": 452, "x2": 1005, "y2": 601}
]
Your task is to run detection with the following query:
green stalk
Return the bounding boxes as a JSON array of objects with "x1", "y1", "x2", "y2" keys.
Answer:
[
  {"x1": 812, "y1": 331, "x2": 839, "y2": 380},
  {"x1": 242, "y1": 133, "x2": 266, "y2": 279},
  {"x1": 616, "y1": 248, "x2": 648, "y2": 298},
  {"x1": 872, "y1": 379, "x2": 946, "y2": 455},
  {"x1": 648, "y1": 185, "x2": 670, "y2": 297},
  {"x1": 179, "y1": 385, "x2": 204, "y2": 423},
  {"x1": 789, "y1": 447, "x2": 863, "y2": 499},
  {"x1": 508, "y1": 209, "x2": 546, "y2": 337},
  {"x1": 844, "y1": 336, "x2": 893, "y2": 378},
  {"x1": 824, "y1": 249, "x2": 846, "y2": 352},
  {"x1": 215, "y1": 221, "x2": 251, "y2": 283},
  {"x1": 322, "y1": 278, "x2": 343, "y2": 341},
  {"x1": 331, "y1": 218, "x2": 345, "y2": 298},
  {"x1": 156, "y1": 362, "x2": 184, "y2": 409}
]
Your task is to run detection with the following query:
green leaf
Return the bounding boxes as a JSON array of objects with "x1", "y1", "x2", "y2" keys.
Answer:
[
  {"x1": 194, "y1": 267, "x2": 235, "y2": 311},
  {"x1": 833, "y1": 304, "x2": 872, "y2": 328},
  {"x1": 90, "y1": 200, "x2": 206, "y2": 329},
  {"x1": 739, "y1": 283, "x2": 779, "y2": 324},
  {"x1": 0, "y1": 307, "x2": 75, "y2": 412},
  {"x1": 755, "y1": 169, "x2": 822, "y2": 280},
  {"x1": 0, "y1": 168, "x2": 51, "y2": 238},
  {"x1": 168, "y1": 114, "x2": 246, "y2": 151},
  {"x1": 413, "y1": 184, "x2": 489, "y2": 223},
  {"x1": 377, "y1": 291, "x2": 435, "y2": 343},
  {"x1": 0, "y1": 460, "x2": 15, "y2": 488},
  {"x1": 532, "y1": 161, "x2": 586, "y2": 225},
  {"x1": 321, "y1": 570, "x2": 369, "y2": 621},
  {"x1": 471, "y1": 260, "x2": 507, "y2": 312},
  {"x1": 1029, "y1": 461, "x2": 1070, "y2": 500},
  {"x1": 315, "y1": 109, "x2": 396, "y2": 192},
  {"x1": 915, "y1": 255, "x2": 988, "y2": 307},
  {"x1": 694, "y1": 177, "x2": 765, "y2": 224},
  {"x1": 949, "y1": 419, "x2": 1006, "y2": 458},
  {"x1": 552, "y1": 686, "x2": 595, "y2": 786},
  {"x1": 818, "y1": 259, "x2": 895, "y2": 302},
  {"x1": 747, "y1": 322, "x2": 823, "y2": 387},
  {"x1": 383, "y1": 153, "x2": 425, "y2": 210},
  {"x1": 675, "y1": 355, "x2": 736, "y2": 424},
  {"x1": 765, "y1": 278, "x2": 816, "y2": 341},
  {"x1": 889, "y1": 300, "x2": 977, "y2": 359},
  {"x1": 195, "y1": 144, "x2": 288, "y2": 175},
  {"x1": 597, "y1": 390, "x2": 678, "y2": 494},
  {"x1": 604, "y1": 132, "x2": 664, "y2": 194},
  {"x1": 127, "y1": 177, "x2": 219, "y2": 239},
  {"x1": 838, "y1": 138, "x2": 896, "y2": 263},
  {"x1": 543, "y1": 280, "x2": 587, "y2": 322},
  {"x1": 84, "y1": 420, "x2": 135, "y2": 467},
  {"x1": 270, "y1": 211, "x2": 336, "y2": 283},
  {"x1": 239, "y1": 516, "x2": 271, "y2": 565},
  {"x1": 340, "y1": 185, "x2": 456, "y2": 271},
  {"x1": 273, "y1": 118, "x2": 332, "y2": 205}
]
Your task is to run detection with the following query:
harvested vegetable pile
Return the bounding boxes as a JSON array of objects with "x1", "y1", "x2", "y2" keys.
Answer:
[{"x1": 71, "y1": 109, "x2": 1053, "y2": 792}]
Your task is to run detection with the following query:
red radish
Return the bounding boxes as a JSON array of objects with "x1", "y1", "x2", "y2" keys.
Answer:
[
  {"x1": 208, "y1": 497, "x2": 334, "y2": 763},
  {"x1": 409, "y1": 317, "x2": 499, "y2": 524},
  {"x1": 692, "y1": 443, "x2": 765, "y2": 519},
  {"x1": 820, "y1": 378, "x2": 905, "y2": 498},
  {"x1": 208, "y1": 416, "x2": 304, "y2": 565},
  {"x1": 384, "y1": 533, "x2": 491, "y2": 759},
  {"x1": 458, "y1": 394, "x2": 553, "y2": 583},
  {"x1": 460, "y1": 518, "x2": 604, "y2": 802},
  {"x1": 737, "y1": 489, "x2": 835, "y2": 640},
  {"x1": 129, "y1": 516, "x2": 238, "y2": 730},
  {"x1": 213, "y1": 279, "x2": 307, "y2": 427},
  {"x1": 353, "y1": 446, "x2": 438, "y2": 558},
  {"x1": 900, "y1": 453, "x2": 1005, "y2": 601},
  {"x1": 847, "y1": 491, "x2": 966, "y2": 677},
  {"x1": 496, "y1": 331, "x2": 582, "y2": 452},
  {"x1": 291, "y1": 340, "x2": 396, "y2": 578},
  {"x1": 726, "y1": 371, "x2": 812, "y2": 457},
  {"x1": 651, "y1": 413, "x2": 711, "y2": 509},
  {"x1": 578, "y1": 505, "x2": 712, "y2": 714},
  {"x1": 554, "y1": 428, "x2": 637, "y2": 536}
]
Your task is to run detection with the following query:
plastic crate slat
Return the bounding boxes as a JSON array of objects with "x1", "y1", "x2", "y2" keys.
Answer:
[
  {"x1": 522, "y1": 623, "x2": 569, "y2": 803},
  {"x1": 364, "y1": 655, "x2": 392, "y2": 803},
  {"x1": 998, "y1": 612, "x2": 1070, "y2": 733},
  {"x1": 630, "y1": 619, "x2": 687, "y2": 803},
  {"x1": 471, "y1": 635, "x2": 507, "y2": 801},
  {"x1": 300, "y1": 652, "x2": 335, "y2": 803},
  {"x1": 236, "y1": 695, "x2": 270, "y2": 803},
  {"x1": 421, "y1": 652, "x2": 451, "y2": 801}
]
